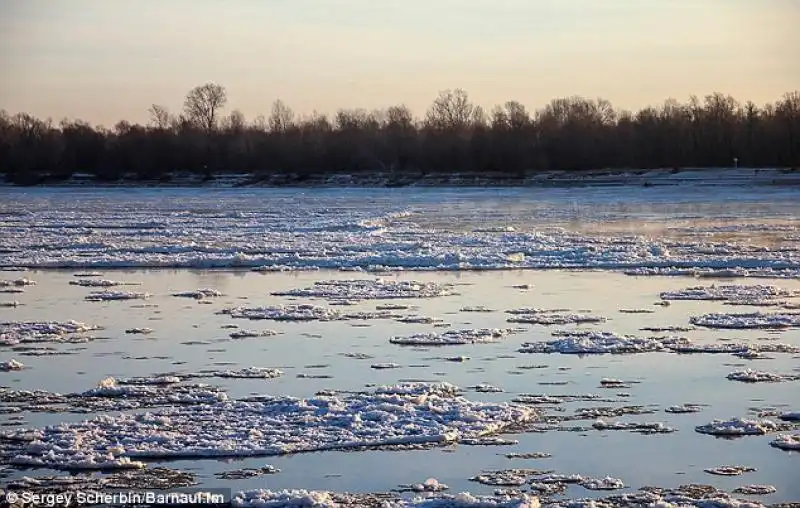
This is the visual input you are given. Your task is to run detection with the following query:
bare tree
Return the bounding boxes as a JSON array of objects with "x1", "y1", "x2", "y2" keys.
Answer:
[
  {"x1": 269, "y1": 99, "x2": 294, "y2": 133},
  {"x1": 148, "y1": 105, "x2": 171, "y2": 129},
  {"x1": 183, "y1": 83, "x2": 227, "y2": 131},
  {"x1": 425, "y1": 89, "x2": 475, "y2": 131}
]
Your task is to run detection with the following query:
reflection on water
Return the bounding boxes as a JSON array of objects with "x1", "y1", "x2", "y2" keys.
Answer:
[{"x1": 2, "y1": 269, "x2": 799, "y2": 502}]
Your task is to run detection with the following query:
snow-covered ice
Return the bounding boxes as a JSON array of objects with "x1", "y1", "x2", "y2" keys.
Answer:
[
  {"x1": 732, "y1": 485, "x2": 777, "y2": 495},
  {"x1": 518, "y1": 331, "x2": 685, "y2": 355},
  {"x1": 690, "y1": 312, "x2": 800, "y2": 329},
  {"x1": 726, "y1": 369, "x2": 798, "y2": 383},
  {"x1": 173, "y1": 288, "x2": 223, "y2": 299},
  {"x1": 703, "y1": 465, "x2": 756, "y2": 476},
  {"x1": 390, "y1": 329, "x2": 518, "y2": 346},
  {"x1": 769, "y1": 434, "x2": 800, "y2": 450},
  {"x1": 660, "y1": 284, "x2": 797, "y2": 302},
  {"x1": 1, "y1": 382, "x2": 536, "y2": 469},
  {"x1": 85, "y1": 290, "x2": 150, "y2": 302},
  {"x1": 69, "y1": 279, "x2": 140, "y2": 287},
  {"x1": 0, "y1": 320, "x2": 102, "y2": 346},
  {"x1": 0, "y1": 358, "x2": 25, "y2": 371},
  {"x1": 272, "y1": 279, "x2": 457, "y2": 300},
  {"x1": 695, "y1": 418, "x2": 778, "y2": 436}
]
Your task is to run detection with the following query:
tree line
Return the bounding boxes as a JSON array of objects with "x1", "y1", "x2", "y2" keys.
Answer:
[{"x1": 1, "y1": 83, "x2": 798, "y2": 184}]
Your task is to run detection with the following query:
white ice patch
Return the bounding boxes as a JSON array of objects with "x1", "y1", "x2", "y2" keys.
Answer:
[
  {"x1": 0, "y1": 321, "x2": 102, "y2": 346},
  {"x1": 271, "y1": 279, "x2": 457, "y2": 301},
  {"x1": 690, "y1": 312, "x2": 800, "y2": 329},
  {"x1": 726, "y1": 369, "x2": 798, "y2": 383},
  {"x1": 506, "y1": 311, "x2": 606, "y2": 326},
  {"x1": 371, "y1": 363, "x2": 402, "y2": 369},
  {"x1": 695, "y1": 418, "x2": 778, "y2": 436},
  {"x1": 660, "y1": 284, "x2": 796, "y2": 302},
  {"x1": 69, "y1": 279, "x2": 141, "y2": 287},
  {"x1": 518, "y1": 331, "x2": 684, "y2": 355},
  {"x1": 0, "y1": 359, "x2": 25, "y2": 371},
  {"x1": 221, "y1": 304, "x2": 342, "y2": 322},
  {"x1": 579, "y1": 476, "x2": 625, "y2": 490},
  {"x1": 85, "y1": 290, "x2": 150, "y2": 302},
  {"x1": 172, "y1": 288, "x2": 223, "y2": 299},
  {"x1": 390, "y1": 329, "x2": 518, "y2": 346},
  {"x1": 665, "y1": 404, "x2": 703, "y2": 414},
  {"x1": 3, "y1": 382, "x2": 535, "y2": 469},
  {"x1": 0, "y1": 278, "x2": 36, "y2": 287},
  {"x1": 770, "y1": 434, "x2": 800, "y2": 450},
  {"x1": 704, "y1": 466, "x2": 756, "y2": 476},
  {"x1": 229, "y1": 330, "x2": 279, "y2": 339}
]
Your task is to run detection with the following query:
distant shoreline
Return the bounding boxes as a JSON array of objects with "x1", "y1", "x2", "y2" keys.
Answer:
[{"x1": 2, "y1": 167, "x2": 798, "y2": 189}]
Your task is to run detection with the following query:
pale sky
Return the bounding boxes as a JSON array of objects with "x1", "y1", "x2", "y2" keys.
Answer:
[{"x1": 1, "y1": 0, "x2": 798, "y2": 126}]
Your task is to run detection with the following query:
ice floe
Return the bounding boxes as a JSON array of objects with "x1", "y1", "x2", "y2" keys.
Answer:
[
  {"x1": 0, "y1": 321, "x2": 102, "y2": 346},
  {"x1": 1, "y1": 382, "x2": 536, "y2": 469},
  {"x1": 0, "y1": 359, "x2": 24, "y2": 371},
  {"x1": 371, "y1": 363, "x2": 402, "y2": 369},
  {"x1": 592, "y1": 419, "x2": 675, "y2": 434},
  {"x1": 769, "y1": 434, "x2": 800, "y2": 450},
  {"x1": 779, "y1": 411, "x2": 800, "y2": 421},
  {"x1": 69, "y1": 279, "x2": 141, "y2": 287},
  {"x1": 660, "y1": 284, "x2": 797, "y2": 303},
  {"x1": 726, "y1": 369, "x2": 798, "y2": 383},
  {"x1": 703, "y1": 465, "x2": 756, "y2": 476},
  {"x1": 229, "y1": 329, "x2": 279, "y2": 339},
  {"x1": 732, "y1": 485, "x2": 777, "y2": 495},
  {"x1": 216, "y1": 465, "x2": 280, "y2": 480},
  {"x1": 505, "y1": 309, "x2": 606, "y2": 325},
  {"x1": 518, "y1": 331, "x2": 684, "y2": 355},
  {"x1": 221, "y1": 304, "x2": 342, "y2": 322},
  {"x1": 124, "y1": 327, "x2": 153, "y2": 335},
  {"x1": 390, "y1": 329, "x2": 518, "y2": 346},
  {"x1": 0, "y1": 301, "x2": 20, "y2": 307},
  {"x1": 695, "y1": 418, "x2": 779, "y2": 436},
  {"x1": 84, "y1": 290, "x2": 150, "y2": 301},
  {"x1": 0, "y1": 278, "x2": 36, "y2": 287},
  {"x1": 272, "y1": 279, "x2": 457, "y2": 301},
  {"x1": 579, "y1": 476, "x2": 625, "y2": 490},
  {"x1": 665, "y1": 404, "x2": 703, "y2": 414},
  {"x1": 396, "y1": 478, "x2": 449, "y2": 493},
  {"x1": 690, "y1": 312, "x2": 800, "y2": 329},
  {"x1": 173, "y1": 288, "x2": 223, "y2": 299}
]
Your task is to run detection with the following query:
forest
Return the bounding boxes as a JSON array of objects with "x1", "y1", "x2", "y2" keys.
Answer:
[{"x1": 1, "y1": 84, "x2": 798, "y2": 184}]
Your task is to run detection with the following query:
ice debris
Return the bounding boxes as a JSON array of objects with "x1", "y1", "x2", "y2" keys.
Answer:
[
  {"x1": 732, "y1": 485, "x2": 777, "y2": 495},
  {"x1": 2, "y1": 382, "x2": 536, "y2": 469},
  {"x1": 0, "y1": 359, "x2": 25, "y2": 371},
  {"x1": 173, "y1": 288, "x2": 223, "y2": 299},
  {"x1": 726, "y1": 369, "x2": 798, "y2": 383},
  {"x1": 229, "y1": 329, "x2": 279, "y2": 339},
  {"x1": 703, "y1": 466, "x2": 756, "y2": 476},
  {"x1": 769, "y1": 434, "x2": 800, "y2": 450},
  {"x1": 271, "y1": 279, "x2": 457, "y2": 301},
  {"x1": 518, "y1": 331, "x2": 684, "y2": 355},
  {"x1": 0, "y1": 278, "x2": 36, "y2": 287},
  {"x1": 690, "y1": 312, "x2": 800, "y2": 330},
  {"x1": 85, "y1": 290, "x2": 150, "y2": 301},
  {"x1": 0, "y1": 321, "x2": 102, "y2": 346},
  {"x1": 69, "y1": 279, "x2": 140, "y2": 287},
  {"x1": 390, "y1": 329, "x2": 518, "y2": 346},
  {"x1": 695, "y1": 418, "x2": 778, "y2": 436},
  {"x1": 660, "y1": 284, "x2": 796, "y2": 302}
]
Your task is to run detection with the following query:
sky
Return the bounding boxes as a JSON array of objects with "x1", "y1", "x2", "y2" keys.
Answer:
[{"x1": 1, "y1": 0, "x2": 798, "y2": 126}]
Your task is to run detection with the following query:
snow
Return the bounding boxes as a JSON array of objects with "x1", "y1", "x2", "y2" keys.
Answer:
[
  {"x1": 695, "y1": 418, "x2": 778, "y2": 436},
  {"x1": 2, "y1": 382, "x2": 536, "y2": 469},
  {"x1": 390, "y1": 329, "x2": 518, "y2": 346}
]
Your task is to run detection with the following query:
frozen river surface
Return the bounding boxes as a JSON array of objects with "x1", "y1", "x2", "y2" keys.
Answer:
[{"x1": 0, "y1": 186, "x2": 798, "y2": 507}]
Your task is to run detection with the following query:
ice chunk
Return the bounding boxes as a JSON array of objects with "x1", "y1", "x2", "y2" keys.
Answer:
[
  {"x1": 0, "y1": 359, "x2": 25, "y2": 371},
  {"x1": 695, "y1": 418, "x2": 778, "y2": 436},
  {"x1": 690, "y1": 312, "x2": 800, "y2": 330},
  {"x1": 726, "y1": 369, "x2": 797, "y2": 383},
  {"x1": 70, "y1": 279, "x2": 140, "y2": 287},
  {"x1": 391, "y1": 329, "x2": 517, "y2": 346},
  {"x1": 770, "y1": 434, "x2": 800, "y2": 450},
  {"x1": 172, "y1": 288, "x2": 223, "y2": 299},
  {"x1": 85, "y1": 290, "x2": 150, "y2": 302},
  {"x1": 272, "y1": 279, "x2": 457, "y2": 301}
]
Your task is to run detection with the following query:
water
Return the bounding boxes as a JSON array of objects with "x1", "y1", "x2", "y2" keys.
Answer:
[{"x1": 3, "y1": 268, "x2": 799, "y2": 502}]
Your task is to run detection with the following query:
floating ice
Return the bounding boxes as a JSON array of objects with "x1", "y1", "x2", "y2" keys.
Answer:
[
  {"x1": 470, "y1": 469, "x2": 541, "y2": 487},
  {"x1": 216, "y1": 465, "x2": 280, "y2": 480},
  {"x1": 189, "y1": 367, "x2": 284, "y2": 379},
  {"x1": 770, "y1": 434, "x2": 800, "y2": 450},
  {"x1": 0, "y1": 278, "x2": 36, "y2": 287},
  {"x1": 592, "y1": 419, "x2": 675, "y2": 434},
  {"x1": 229, "y1": 330, "x2": 279, "y2": 339},
  {"x1": 173, "y1": 288, "x2": 223, "y2": 299},
  {"x1": 460, "y1": 306, "x2": 495, "y2": 313},
  {"x1": 690, "y1": 312, "x2": 800, "y2": 330},
  {"x1": 505, "y1": 309, "x2": 605, "y2": 326},
  {"x1": 518, "y1": 331, "x2": 684, "y2": 355},
  {"x1": 703, "y1": 465, "x2": 756, "y2": 476},
  {"x1": 779, "y1": 411, "x2": 800, "y2": 421},
  {"x1": 0, "y1": 359, "x2": 24, "y2": 371},
  {"x1": 85, "y1": 290, "x2": 149, "y2": 302},
  {"x1": 732, "y1": 485, "x2": 777, "y2": 495},
  {"x1": 396, "y1": 477, "x2": 450, "y2": 493},
  {"x1": 371, "y1": 363, "x2": 401, "y2": 369},
  {"x1": 695, "y1": 418, "x2": 778, "y2": 436},
  {"x1": 396, "y1": 315, "x2": 444, "y2": 324},
  {"x1": 579, "y1": 476, "x2": 625, "y2": 490},
  {"x1": 231, "y1": 490, "x2": 540, "y2": 507},
  {"x1": 470, "y1": 384, "x2": 503, "y2": 393},
  {"x1": 73, "y1": 272, "x2": 103, "y2": 277},
  {"x1": 726, "y1": 369, "x2": 797, "y2": 383},
  {"x1": 0, "y1": 301, "x2": 19, "y2": 307},
  {"x1": 1, "y1": 382, "x2": 536, "y2": 469},
  {"x1": 0, "y1": 321, "x2": 102, "y2": 346},
  {"x1": 660, "y1": 284, "x2": 796, "y2": 302},
  {"x1": 390, "y1": 329, "x2": 517, "y2": 346},
  {"x1": 272, "y1": 279, "x2": 457, "y2": 301},
  {"x1": 221, "y1": 304, "x2": 342, "y2": 322},
  {"x1": 504, "y1": 452, "x2": 551, "y2": 460},
  {"x1": 69, "y1": 279, "x2": 140, "y2": 287},
  {"x1": 124, "y1": 327, "x2": 153, "y2": 335},
  {"x1": 665, "y1": 404, "x2": 703, "y2": 414}
]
